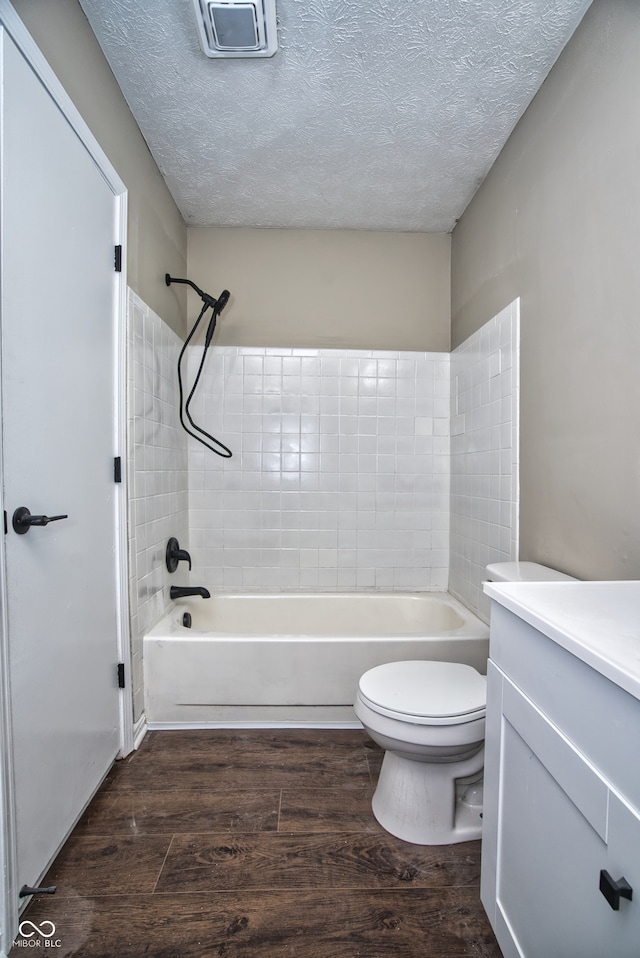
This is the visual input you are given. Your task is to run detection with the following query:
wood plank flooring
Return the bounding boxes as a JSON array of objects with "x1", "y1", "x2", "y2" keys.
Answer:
[{"x1": 12, "y1": 729, "x2": 502, "y2": 957}]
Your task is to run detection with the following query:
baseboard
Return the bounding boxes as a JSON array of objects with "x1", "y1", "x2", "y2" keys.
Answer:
[
  {"x1": 133, "y1": 715, "x2": 148, "y2": 749},
  {"x1": 146, "y1": 721, "x2": 364, "y2": 731}
]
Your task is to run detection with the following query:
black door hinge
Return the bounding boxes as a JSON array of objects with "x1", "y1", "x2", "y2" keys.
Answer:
[
  {"x1": 3, "y1": 511, "x2": 7, "y2": 535},
  {"x1": 114, "y1": 456, "x2": 122, "y2": 483},
  {"x1": 117, "y1": 663, "x2": 126, "y2": 689},
  {"x1": 114, "y1": 245, "x2": 123, "y2": 272}
]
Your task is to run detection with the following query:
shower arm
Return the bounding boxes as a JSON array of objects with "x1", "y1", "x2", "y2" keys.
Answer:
[{"x1": 165, "y1": 273, "x2": 219, "y2": 311}]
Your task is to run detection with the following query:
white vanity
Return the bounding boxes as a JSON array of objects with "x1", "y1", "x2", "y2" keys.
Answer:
[{"x1": 481, "y1": 580, "x2": 640, "y2": 958}]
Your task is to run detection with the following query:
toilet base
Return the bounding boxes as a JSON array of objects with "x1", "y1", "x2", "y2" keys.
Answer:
[{"x1": 372, "y1": 746, "x2": 485, "y2": 845}]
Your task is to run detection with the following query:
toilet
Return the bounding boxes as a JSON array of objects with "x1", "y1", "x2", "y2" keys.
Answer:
[{"x1": 354, "y1": 561, "x2": 577, "y2": 845}]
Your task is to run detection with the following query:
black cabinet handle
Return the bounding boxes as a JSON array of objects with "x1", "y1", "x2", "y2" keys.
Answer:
[
  {"x1": 12, "y1": 507, "x2": 68, "y2": 535},
  {"x1": 600, "y1": 870, "x2": 633, "y2": 910}
]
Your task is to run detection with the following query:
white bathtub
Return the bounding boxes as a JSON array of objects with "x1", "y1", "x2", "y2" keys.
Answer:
[{"x1": 144, "y1": 592, "x2": 489, "y2": 727}]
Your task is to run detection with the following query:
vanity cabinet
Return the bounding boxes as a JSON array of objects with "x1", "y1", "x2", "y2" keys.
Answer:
[{"x1": 481, "y1": 594, "x2": 640, "y2": 958}]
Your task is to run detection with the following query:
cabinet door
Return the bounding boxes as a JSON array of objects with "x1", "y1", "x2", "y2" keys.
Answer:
[{"x1": 491, "y1": 675, "x2": 640, "y2": 957}]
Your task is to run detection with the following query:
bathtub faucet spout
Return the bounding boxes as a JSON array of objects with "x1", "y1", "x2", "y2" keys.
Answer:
[{"x1": 170, "y1": 586, "x2": 211, "y2": 600}]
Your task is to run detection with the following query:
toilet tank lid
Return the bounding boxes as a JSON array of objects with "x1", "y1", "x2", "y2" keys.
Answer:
[
  {"x1": 485, "y1": 561, "x2": 577, "y2": 583},
  {"x1": 358, "y1": 660, "x2": 486, "y2": 721}
]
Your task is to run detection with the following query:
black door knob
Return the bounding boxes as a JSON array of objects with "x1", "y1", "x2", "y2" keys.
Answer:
[{"x1": 12, "y1": 507, "x2": 68, "y2": 535}]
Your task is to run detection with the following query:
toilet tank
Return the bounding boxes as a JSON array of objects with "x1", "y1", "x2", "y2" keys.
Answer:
[{"x1": 485, "y1": 561, "x2": 577, "y2": 583}]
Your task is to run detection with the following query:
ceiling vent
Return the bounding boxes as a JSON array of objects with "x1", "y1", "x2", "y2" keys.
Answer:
[{"x1": 192, "y1": 0, "x2": 277, "y2": 58}]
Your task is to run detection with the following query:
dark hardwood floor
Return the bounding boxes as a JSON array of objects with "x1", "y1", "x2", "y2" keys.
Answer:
[{"x1": 12, "y1": 729, "x2": 502, "y2": 957}]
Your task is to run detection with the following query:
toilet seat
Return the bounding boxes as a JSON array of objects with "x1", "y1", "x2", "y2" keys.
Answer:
[{"x1": 358, "y1": 660, "x2": 486, "y2": 726}]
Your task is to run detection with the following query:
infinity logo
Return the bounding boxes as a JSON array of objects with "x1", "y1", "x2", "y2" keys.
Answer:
[{"x1": 18, "y1": 920, "x2": 56, "y2": 938}]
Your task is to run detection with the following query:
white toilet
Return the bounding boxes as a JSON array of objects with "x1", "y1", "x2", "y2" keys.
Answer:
[{"x1": 355, "y1": 561, "x2": 576, "y2": 845}]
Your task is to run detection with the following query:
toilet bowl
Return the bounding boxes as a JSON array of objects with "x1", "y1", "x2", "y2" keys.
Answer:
[
  {"x1": 355, "y1": 561, "x2": 577, "y2": 846},
  {"x1": 355, "y1": 659, "x2": 486, "y2": 845}
]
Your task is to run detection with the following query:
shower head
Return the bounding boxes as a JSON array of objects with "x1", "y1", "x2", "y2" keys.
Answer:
[
  {"x1": 204, "y1": 292, "x2": 231, "y2": 346},
  {"x1": 215, "y1": 289, "x2": 231, "y2": 315},
  {"x1": 165, "y1": 273, "x2": 231, "y2": 315}
]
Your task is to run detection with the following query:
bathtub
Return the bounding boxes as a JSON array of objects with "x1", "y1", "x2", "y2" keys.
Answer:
[{"x1": 144, "y1": 592, "x2": 489, "y2": 727}]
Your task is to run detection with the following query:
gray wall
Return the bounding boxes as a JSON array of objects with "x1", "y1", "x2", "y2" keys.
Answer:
[
  {"x1": 451, "y1": 0, "x2": 640, "y2": 580},
  {"x1": 188, "y1": 228, "x2": 451, "y2": 351},
  {"x1": 13, "y1": 0, "x2": 188, "y2": 336}
]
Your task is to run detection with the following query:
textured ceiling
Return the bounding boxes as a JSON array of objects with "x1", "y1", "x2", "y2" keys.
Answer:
[{"x1": 79, "y1": 0, "x2": 592, "y2": 231}]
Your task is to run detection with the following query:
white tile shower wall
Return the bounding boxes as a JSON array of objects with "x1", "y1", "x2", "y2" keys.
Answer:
[
  {"x1": 186, "y1": 347, "x2": 450, "y2": 592},
  {"x1": 449, "y1": 300, "x2": 520, "y2": 621},
  {"x1": 127, "y1": 290, "x2": 189, "y2": 722}
]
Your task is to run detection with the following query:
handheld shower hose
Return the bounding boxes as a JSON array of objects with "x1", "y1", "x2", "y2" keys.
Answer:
[{"x1": 166, "y1": 273, "x2": 232, "y2": 458}]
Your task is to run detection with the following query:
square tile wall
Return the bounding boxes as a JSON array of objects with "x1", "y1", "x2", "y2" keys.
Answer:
[
  {"x1": 126, "y1": 298, "x2": 520, "y2": 721},
  {"x1": 449, "y1": 300, "x2": 520, "y2": 621},
  {"x1": 185, "y1": 347, "x2": 451, "y2": 592},
  {"x1": 127, "y1": 290, "x2": 189, "y2": 724}
]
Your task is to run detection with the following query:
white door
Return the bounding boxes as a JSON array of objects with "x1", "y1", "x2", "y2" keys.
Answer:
[{"x1": 1, "y1": 27, "x2": 122, "y2": 894}]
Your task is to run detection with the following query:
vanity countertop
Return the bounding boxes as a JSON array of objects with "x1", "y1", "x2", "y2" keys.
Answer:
[{"x1": 483, "y1": 580, "x2": 640, "y2": 702}]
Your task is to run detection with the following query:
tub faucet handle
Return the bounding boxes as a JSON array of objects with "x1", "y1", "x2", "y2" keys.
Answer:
[{"x1": 166, "y1": 537, "x2": 192, "y2": 573}]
